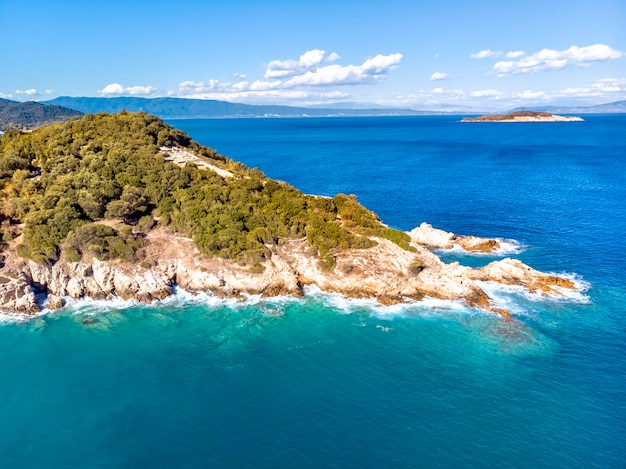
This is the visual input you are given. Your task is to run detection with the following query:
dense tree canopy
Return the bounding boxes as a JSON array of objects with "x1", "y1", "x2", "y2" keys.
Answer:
[{"x1": 0, "y1": 111, "x2": 413, "y2": 268}]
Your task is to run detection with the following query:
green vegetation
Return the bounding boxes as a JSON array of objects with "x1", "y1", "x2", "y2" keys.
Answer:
[
  {"x1": 0, "y1": 98, "x2": 83, "y2": 131},
  {"x1": 0, "y1": 111, "x2": 413, "y2": 268},
  {"x1": 462, "y1": 111, "x2": 554, "y2": 122},
  {"x1": 408, "y1": 259, "x2": 425, "y2": 275}
]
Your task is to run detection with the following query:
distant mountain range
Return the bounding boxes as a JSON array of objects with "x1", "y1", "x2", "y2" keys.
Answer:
[
  {"x1": 44, "y1": 97, "x2": 439, "y2": 119},
  {"x1": 1, "y1": 97, "x2": 624, "y2": 133},
  {"x1": 43, "y1": 97, "x2": 626, "y2": 120},
  {"x1": 0, "y1": 99, "x2": 83, "y2": 131},
  {"x1": 510, "y1": 100, "x2": 626, "y2": 114}
]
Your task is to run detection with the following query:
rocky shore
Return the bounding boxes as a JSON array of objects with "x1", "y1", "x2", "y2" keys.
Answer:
[
  {"x1": 462, "y1": 111, "x2": 583, "y2": 123},
  {"x1": 0, "y1": 225, "x2": 578, "y2": 318}
]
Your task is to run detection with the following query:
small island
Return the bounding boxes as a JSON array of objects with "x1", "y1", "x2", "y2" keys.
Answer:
[{"x1": 462, "y1": 110, "x2": 583, "y2": 122}]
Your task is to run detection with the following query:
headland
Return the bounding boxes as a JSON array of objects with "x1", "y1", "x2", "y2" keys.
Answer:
[{"x1": 0, "y1": 112, "x2": 580, "y2": 318}]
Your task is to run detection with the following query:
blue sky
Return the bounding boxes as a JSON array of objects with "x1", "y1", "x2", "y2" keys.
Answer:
[{"x1": 1, "y1": 0, "x2": 624, "y2": 110}]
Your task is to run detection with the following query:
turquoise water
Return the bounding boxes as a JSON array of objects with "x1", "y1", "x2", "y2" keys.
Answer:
[{"x1": 1, "y1": 116, "x2": 625, "y2": 467}]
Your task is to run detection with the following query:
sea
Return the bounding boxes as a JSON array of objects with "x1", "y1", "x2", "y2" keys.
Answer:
[{"x1": 1, "y1": 115, "x2": 625, "y2": 468}]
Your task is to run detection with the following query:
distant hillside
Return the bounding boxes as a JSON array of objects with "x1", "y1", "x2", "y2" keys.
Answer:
[
  {"x1": 0, "y1": 99, "x2": 83, "y2": 131},
  {"x1": 510, "y1": 100, "x2": 626, "y2": 114},
  {"x1": 44, "y1": 97, "x2": 432, "y2": 119}
]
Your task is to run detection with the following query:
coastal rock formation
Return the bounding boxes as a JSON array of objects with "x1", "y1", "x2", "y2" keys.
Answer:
[
  {"x1": 409, "y1": 223, "x2": 501, "y2": 253},
  {"x1": 0, "y1": 226, "x2": 577, "y2": 319},
  {"x1": 0, "y1": 273, "x2": 40, "y2": 314},
  {"x1": 468, "y1": 258, "x2": 576, "y2": 294}
]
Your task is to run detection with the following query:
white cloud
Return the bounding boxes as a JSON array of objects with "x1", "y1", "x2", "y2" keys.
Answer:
[
  {"x1": 430, "y1": 72, "x2": 448, "y2": 81},
  {"x1": 233, "y1": 73, "x2": 247, "y2": 80},
  {"x1": 560, "y1": 78, "x2": 626, "y2": 97},
  {"x1": 249, "y1": 80, "x2": 281, "y2": 91},
  {"x1": 99, "y1": 83, "x2": 157, "y2": 96},
  {"x1": 506, "y1": 51, "x2": 526, "y2": 59},
  {"x1": 471, "y1": 49, "x2": 502, "y2": 59},
  {"x1": 493, "y1": 44, "x2": 623, "y2": 76},
  {"x1": 281, "y1": 53, "x2": 402, "y2": 87},
  {"x1": 175, "y1": 49, "x2": 402, "y2": 104},
  {"x1": 470, "y1": 89, "x2": 504, "y2": 98},
  {"x1": 265, "y1": 49, "x2": 336, "y2": 78},
  {"x1": 511, "y1": 90, "x2": 549, "y2": 100},
  {"x1": 300, "y1": 49, "x2": 326, "y2": 67},
  {"x1": 430, "y1": 87, "x2": 464, "y2": 98},
  {"x1": 0, "y1": 92, "x2": 13, "y2": 99},
  {"x1": 15, "y1": 88, "x2": 39, "y2": 96},
  {"x1": 263, "y1": 50, "x2": 401, "y2": 86}
]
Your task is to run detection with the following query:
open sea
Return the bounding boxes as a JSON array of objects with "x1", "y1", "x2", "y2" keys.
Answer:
[{"x1": 1, "y1": 115, "x2": 625, "y2": 468}]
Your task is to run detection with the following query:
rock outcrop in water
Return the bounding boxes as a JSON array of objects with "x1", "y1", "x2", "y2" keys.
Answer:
[{"x1": 409, "y1": 223, "x2": 502, "y2": 252}]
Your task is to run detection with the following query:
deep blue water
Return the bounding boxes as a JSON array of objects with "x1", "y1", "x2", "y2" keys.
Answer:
[{"x1": 1, "y1": 116, "x2": 625, "y2": 467}]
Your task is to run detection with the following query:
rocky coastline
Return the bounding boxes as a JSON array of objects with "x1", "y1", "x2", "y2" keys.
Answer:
[
  {"x1": 462, "y1": 111, "x2": 583, "y2": 122},
  {"x1": 0, "y1": 224, "x2": 578, "y2": 319}
]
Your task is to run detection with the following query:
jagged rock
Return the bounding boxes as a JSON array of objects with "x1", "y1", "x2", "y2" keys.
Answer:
[
  {"x1": 46, "y1": 294, "x2": 65, "y2": 310},
  {"x1": 469, "y1": 258, "x2": 576, "y2": 295},
  {"x1": 0, "y1": 227, "x2": 578, "y2": 318},
  {"x1": 455, "y1": 236, "x2": 500, "y2": 252},
  {"x1": 0, "y1": 274, "x2": 40, "y2": 314},
  {"x1": 409, "y1": 222, "x2": 501, "y2": 252},
  {"x1": 409, "y1": 223, "x2": 456, "y2": 248}
]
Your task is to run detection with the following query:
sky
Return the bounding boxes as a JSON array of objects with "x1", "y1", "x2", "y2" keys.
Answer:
[{"x1": 1, "y1": 0, "x2": 625, "y2": 111}]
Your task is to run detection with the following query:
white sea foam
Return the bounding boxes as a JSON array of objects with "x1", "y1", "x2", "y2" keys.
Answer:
[
  {"x1": 1, "y1": 270, "x2": 590, "y2": 325},
  {"x1": 60, "y1": 296, "x2": 141, "y2": 316},
  {"x1": 436, "y1": 238, "x2": 526, "y2": 257},
  {"x1": 475, "y1": 272, "x2": 591, "y2": 315},
  {"x1": 0, "y1": 311, "x2": 42, "y2": 324},
  {"x1": 302, "y1": 285, "x2": 475, "y2": 319},
  {"x1": 492, "y1": 239, "x2": 527, "y2": 256}
]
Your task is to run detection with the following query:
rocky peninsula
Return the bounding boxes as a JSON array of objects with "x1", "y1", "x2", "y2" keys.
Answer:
[
  {"x1": 0, "y1": 112, "x2": 579, "y2": 318},
  {"x1": 462, "y1": 110, "x2": 583, "y2": 122}
]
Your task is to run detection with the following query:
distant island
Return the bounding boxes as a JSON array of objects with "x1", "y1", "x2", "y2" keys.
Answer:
[
  {"x1": 462, "y1": 111, "x2": 583, "y2": 122},
  {"x1": 0, "y1": 99, "x2": 82, "y2": 131},
  {"x1": 0, "y1": 112, "x2": 579, "y2": 317}
]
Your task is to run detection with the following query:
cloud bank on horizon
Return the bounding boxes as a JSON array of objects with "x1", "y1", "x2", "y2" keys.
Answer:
[
  {"x1": 87, "y1": 43, "x2": 623, "y2": 110},
  {"x1": 2, "y1": 44, "x2": 624, "y2": 111},
  {"x1": 96, "y1": 49, "x2": 404, "y2": 104},
  {"x1": 1, "y1": 0, "x2": 624, "y2": 111}
]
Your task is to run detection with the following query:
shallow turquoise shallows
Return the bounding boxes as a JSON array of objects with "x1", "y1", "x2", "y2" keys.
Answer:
[{"x1": 1, "y1": 115, "x2": 625, "y2": 468}]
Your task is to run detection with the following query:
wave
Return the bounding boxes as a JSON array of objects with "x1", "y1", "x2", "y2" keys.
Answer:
[
  {"x1": 1, "y1": 272, "x2": 591, "y2": 325},
  {"x1": 302, "y1": 285, "x2": 476, "y2": 319},
  {"x1": 475, "y1": 272, "x2": 591, "y2": 316}
]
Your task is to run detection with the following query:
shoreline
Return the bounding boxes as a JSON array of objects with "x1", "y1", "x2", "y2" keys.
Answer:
[
  {"x1": 461, "y1": 111, "x2": 584, "y2": 123},
  {"x1": 0, "y1": 224, "x2": 581, "y2": 319},
  {"x1": 0, "y1": 274, "x2": 589, "y2": 324}
]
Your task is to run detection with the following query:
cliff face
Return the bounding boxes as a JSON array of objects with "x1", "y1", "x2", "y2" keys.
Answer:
[{"x1": 0, "y1": 226, "x2": 578, "y2": 318}]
